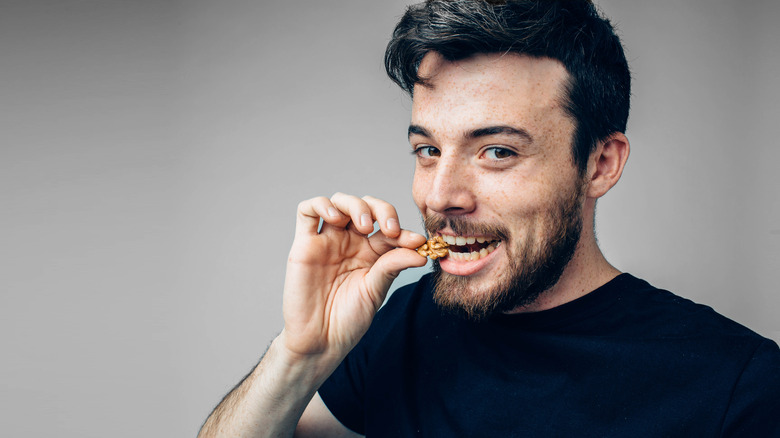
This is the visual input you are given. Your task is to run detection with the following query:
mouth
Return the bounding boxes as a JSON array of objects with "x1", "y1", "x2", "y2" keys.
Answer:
[{"x1": 439, "y1": 234, "x2": 502, "y2": 261}]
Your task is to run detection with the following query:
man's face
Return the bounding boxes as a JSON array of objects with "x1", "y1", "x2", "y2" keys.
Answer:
[{"x1": 410, "y1": 52, "x2": 586, "y2": 320}]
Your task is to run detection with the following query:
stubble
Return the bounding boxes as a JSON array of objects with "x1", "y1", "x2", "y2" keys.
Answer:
[{"x1": 426, "y1": 179, "x2": 585, "y2": 321}]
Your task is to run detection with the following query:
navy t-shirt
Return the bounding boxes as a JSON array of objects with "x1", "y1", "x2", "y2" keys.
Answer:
[{"x1": 319, "y1": 273, "x2": 780, "y2": 437}]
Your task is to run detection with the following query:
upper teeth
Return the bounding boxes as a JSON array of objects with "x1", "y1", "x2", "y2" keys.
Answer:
[{"x1": 441, "y1": 235, "x2": 492, "y2": 245}]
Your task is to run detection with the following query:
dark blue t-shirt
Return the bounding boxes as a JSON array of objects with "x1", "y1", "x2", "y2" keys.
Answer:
[{"x1": 319, "y1": 273, "x2": 780, "y2": 437}]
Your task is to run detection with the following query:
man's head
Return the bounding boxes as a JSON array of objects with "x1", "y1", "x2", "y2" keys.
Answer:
[
  {"x1": 385, "y1": 1, "x2": 631, "y2": 320},
  {"x1": 385, "y1": 0, "x2": 631, "y2": 176}
]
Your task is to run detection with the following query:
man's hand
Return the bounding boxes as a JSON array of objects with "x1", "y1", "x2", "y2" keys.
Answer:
[
  {"x1": 198, "y1": 193, "x2": 426, "y2": 438},
  {"x1": 280, "y1": 193, "x2": 427, "y2": 365}
]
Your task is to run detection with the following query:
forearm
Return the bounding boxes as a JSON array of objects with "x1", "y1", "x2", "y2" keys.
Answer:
[{"x1": 198, "y1": 335, "x2": 338, "y2": 438}]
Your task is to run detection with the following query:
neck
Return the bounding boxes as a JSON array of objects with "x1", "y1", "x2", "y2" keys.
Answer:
[{"x1": 508, "y1": 220, "x2": 620, "y2": 314}]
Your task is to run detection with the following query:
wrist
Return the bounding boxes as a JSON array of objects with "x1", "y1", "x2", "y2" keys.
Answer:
[{"x1": 265, "y1": 331, "x2": 344, "y2": 390}]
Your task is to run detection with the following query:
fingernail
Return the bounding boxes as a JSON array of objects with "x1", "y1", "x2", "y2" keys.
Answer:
[
  {"x1": 360, "y1": 213, "x2": 371, "y2": 228},
  {"x1": 328, "y1": 207, "x2": 339, "y2": 218},
  {"x1": 387, "y1": 218, "x2": 399, "y2": 231}
]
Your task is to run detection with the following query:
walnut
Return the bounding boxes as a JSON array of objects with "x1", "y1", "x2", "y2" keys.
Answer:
[{"x1": 416, "y1": 235, "x2": 449, "y2": 259}]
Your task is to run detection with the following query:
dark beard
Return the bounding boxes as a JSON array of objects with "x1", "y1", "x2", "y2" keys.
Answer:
[{"x1": 427, "y1": 181, "x2": 584, "y2": 321}]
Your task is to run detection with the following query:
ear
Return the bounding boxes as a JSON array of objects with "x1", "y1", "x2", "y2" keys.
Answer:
[{"x1": 586, "y1": 132, "x2": 630, "y2": 199}]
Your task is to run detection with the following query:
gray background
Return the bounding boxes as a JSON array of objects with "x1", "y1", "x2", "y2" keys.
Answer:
[{"x1": 1, "y1": 0, "x2": 778, "y2": 436}]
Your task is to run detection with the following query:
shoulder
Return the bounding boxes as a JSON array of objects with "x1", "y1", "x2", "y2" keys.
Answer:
[{"x1": 613, "y1": 274, "x2": 772, "y2": 343}]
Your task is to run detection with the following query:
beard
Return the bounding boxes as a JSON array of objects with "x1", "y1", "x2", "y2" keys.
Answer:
[{"x1": 427, "y1": 179, "x2": 585, "y2": 321}]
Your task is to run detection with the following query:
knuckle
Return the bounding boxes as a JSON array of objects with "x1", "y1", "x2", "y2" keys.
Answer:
[
  {"x1": 299, "y1": 196, "x2": 323, "y2": 210},
  {"x1": 332, "y1": 192, "x2": 362, "y2": 208},
  {"x1": 363, "y1": 196, "x2": 393, "y2": 213}
]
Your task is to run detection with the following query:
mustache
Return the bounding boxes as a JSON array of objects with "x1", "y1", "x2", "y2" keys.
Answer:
[{"x1": 423, "y1": 214, "x2": 510, "y2": 241}]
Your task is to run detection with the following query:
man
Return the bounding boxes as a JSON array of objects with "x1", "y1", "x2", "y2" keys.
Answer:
[{"x1": 199, "y1": 1, "x2": 780, "y2": 436}]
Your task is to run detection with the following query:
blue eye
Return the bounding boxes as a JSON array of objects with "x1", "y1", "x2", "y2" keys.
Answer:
[
  {"x1": 415, "y1": 146, "x2": 440, "y2": 158},
  {"x1": 483, "y1": 147, "x2": 515, "y2": 160}
]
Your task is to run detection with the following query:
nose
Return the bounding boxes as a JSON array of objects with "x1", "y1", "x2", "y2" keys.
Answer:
[{"x1": 421, "y1": 153, "x2": 476, "y2": 216}]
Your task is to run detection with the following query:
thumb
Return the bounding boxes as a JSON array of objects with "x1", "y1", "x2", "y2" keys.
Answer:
[{"x1": 363, "y1": 248, "x2": 428, "y2": 307}]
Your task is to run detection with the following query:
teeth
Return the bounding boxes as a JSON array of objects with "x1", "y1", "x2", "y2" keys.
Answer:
[
  {"x1": 447, "y1": 244, "x2": 498, "y2": 262},
  {"x1": 439, "y1": 234, "x2": 500, "y2": 258}
]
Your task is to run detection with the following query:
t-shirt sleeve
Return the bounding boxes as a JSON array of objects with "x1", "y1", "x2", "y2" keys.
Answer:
[{"x1": 720, "y1": 338, "x2": 780, "y2": 437}]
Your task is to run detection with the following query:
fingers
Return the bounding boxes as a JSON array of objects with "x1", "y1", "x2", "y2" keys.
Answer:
[
  {"x1": 359, "y1": 195, "x2": 402, "y2": 238},
  {"x1": 329, "y1": 193, "x2": 402, "y2": 238},
  {"x1": 296, "y1": 193, "x2": 411, "y2": 239},
  {"x1": 295, "y1": 196, "x2": 350, "y2": 238},
  {"x1": 368, "y1": 228, "x2": 427, "y2": 255},
  {"x1": 326, "y1": 192, "x2": 375, "y2": 235}
]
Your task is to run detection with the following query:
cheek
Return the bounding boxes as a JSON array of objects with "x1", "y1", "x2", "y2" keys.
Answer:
[
  {"x1": 477, "y1": 173, "x2": 529, "y2": 215},
  {"x1": 477, "y1": 173, "x2": 557, "y2": 235}
]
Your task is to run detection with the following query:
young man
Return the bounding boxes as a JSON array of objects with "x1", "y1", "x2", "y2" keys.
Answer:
[{"x1": 199, "y1": 1, "x2": 780, "y2": 436}]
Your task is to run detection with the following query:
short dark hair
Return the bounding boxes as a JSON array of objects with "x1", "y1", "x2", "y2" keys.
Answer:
[{"x1": 385, "y1": 0, "x2": 631, "y2": 174}]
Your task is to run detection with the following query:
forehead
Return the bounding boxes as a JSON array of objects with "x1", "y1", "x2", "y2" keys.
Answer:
[{"x1": 411, "y1": 52, "x2": 571, "y2": 130}]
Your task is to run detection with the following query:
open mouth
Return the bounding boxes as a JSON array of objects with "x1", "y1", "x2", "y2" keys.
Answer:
[{"x1": 439, "y1": 234, "x2": 501, "y2": 261}]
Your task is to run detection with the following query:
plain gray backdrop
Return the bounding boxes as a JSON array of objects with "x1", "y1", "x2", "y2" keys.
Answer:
[{"x1": 1, "y1": 0, "x2": 778, "y2": 436}]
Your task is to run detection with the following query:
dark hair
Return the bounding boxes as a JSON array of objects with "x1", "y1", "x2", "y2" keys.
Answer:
[{"x1": 384, "y1": 0, "x2": 631, "y2": 174}]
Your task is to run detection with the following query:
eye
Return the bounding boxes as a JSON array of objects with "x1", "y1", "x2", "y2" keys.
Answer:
[
  {"x1": 482, "y1": 146, "x2": 516, "y2": 160},
  {"x1": 414, "y1": 146, "x2": 441, "y2": 158}
]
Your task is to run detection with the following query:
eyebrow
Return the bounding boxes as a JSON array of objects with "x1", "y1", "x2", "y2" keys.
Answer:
[
  {"x1": 468, "y1": 125, "x2": 533, "y2": 143},
  {"x1": 408, "y1": 124, "x2": 533, "y2": 143},
  {"x1": 408, "y1": 124, "x2": 431, "y2": 138}
]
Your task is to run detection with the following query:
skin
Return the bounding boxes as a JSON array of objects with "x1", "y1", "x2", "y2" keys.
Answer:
[
  {"x1": 198, "y1": 52, "x2": 630, "y2": 438},
  {"x1": 199, "y1": 193, "x2": 426, "y2": 438},
  {"x1": 411, "y1": 52, "x2": 629, "y2": 313}
]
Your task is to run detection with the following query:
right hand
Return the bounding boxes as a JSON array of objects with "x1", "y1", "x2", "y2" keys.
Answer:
[{"x1": 279, "y1": 193, "x2": 427, "y2": 366}]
